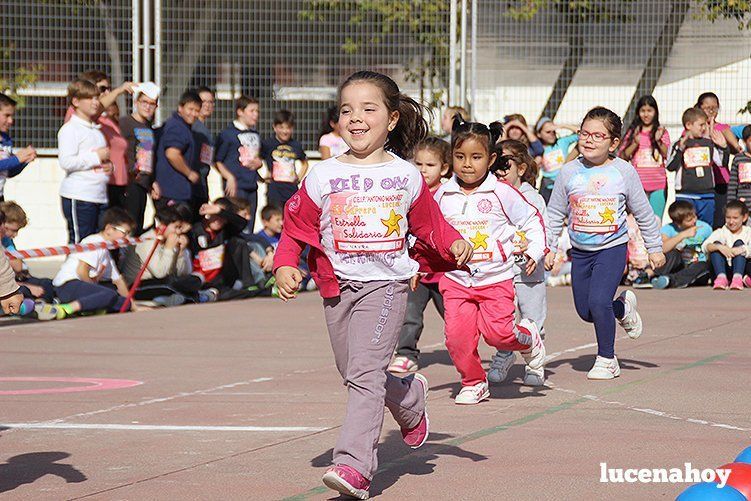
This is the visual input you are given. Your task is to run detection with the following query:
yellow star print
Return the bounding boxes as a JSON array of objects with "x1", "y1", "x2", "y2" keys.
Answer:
[
  {"x1": 469, "y1": 230, "x2": 489, "y2": 250},
  {"x1": 599, "y1": 206, "x2": 615, "y2": 224},
  {"x1": 381, "y1": 209, "x2": 403, "y2": 237}
]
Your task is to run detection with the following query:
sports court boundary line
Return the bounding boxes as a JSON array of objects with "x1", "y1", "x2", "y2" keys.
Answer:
[
  {"x1": 0, "y1": 423, "x2": 329, "y2": 432},
  {"x1": 281, "y1": 352, "x2": 731, "y2": 500}
]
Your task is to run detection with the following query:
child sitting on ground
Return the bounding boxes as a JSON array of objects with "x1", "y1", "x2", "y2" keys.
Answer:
[
  {"x1": 122, "y1": 204, "x2": 216, "y2": 305},
  {"x1": 703, "y1": 200, "x2": 751, "y2": 290},
  {"x1": 189, "y1": 198, "x2": 258, "y2": 300},
  {"x1": 49, "y1": 207, "x2": 139, "y2": 318},
  {"x1": 0, "y1": 202, "x2": 56, "y2": 306},
  {"x1": 650, "y1": 200, "x2": 712, "y2": 289}
]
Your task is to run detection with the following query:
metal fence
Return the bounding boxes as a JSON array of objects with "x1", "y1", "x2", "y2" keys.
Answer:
[{"x1": 2, "y1": 0, "x2": 749, "y2": 151}]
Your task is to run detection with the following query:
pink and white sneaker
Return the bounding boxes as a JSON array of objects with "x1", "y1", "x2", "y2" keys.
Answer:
[
  {"x1": 322, "y1": 464, "x2": 371, "y2": 499},
  {"x1": 401, "y1": 373, "x2": 429, "y2": 449},
  {"x1": 713, "y1": 275, "x2": 729, "y2": 290},
  {"x1": 730, "y1": 275, "x2": 744, "y2": 290},
  {"x1": 744, "y1": 275, "x2": 751, "y2": 289},
  {"x1": 518, "y1": 319, "x2": 546, "y2": 370},
  {"x1": 388, "y1": 356, "x2": 418, "y2": 374}
]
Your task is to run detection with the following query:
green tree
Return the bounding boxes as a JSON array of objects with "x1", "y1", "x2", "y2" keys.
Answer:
[
  {"x1": 0, "y1": 46, "x2": 43, "y2": 107},
  {"x1": 300, "y1": 0, "x2": 450, "y2": 110}
]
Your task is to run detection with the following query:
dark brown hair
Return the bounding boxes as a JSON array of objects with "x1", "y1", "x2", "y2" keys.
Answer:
[
  {"x1": 726, "y1": 199, "x2": 749, "y2": 216},
  {"x1": 274, "y1": 109, "x2": 295, "y2": 127},
  {"x1": 451, "y1": 115, "x2": 503, "y2": 154},
  {"x1": 581, "y1": 106, "x2": 622, "y2": 140},
  {"x1": 102, "y1": 207, "x2": 135, "y2": 230},
  {"x1": 79, "y1": 69, "x2": 108, "y2": 84},
  {"x1": 415, "y1": 136, "x2": 451, "y2": 177},
  {"x1": 667, "y1": 200, "x2": 696, "y2": 224},
  {"x1": 235, "y1": 95, "x2": 259, "y2": 112},
  {"x1": 498, "y1": 139, "x2": 538, "y2": 185},
  {"x1": 338, "y1": 71, "x2": 429, "y2": 159}
]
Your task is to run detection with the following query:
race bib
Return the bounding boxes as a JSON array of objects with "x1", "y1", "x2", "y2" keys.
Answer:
[
  {"x1": 542, "y1": 149, "x2": 565, "y2": 173},
  {"x1": 449, "y1": 218, "x2": 494, "y2": 263},
  {"x1": 272, "y1": 157, "x2": 297, "y2": 183},
  {"x1": 238, "y1": 133, "x2": 261, "y2": 167},
  {"x1": 199, "y1": 143, "x2": 214, "y2": 165},
  {"x1": 738, "y1": 162, "x2": 751, "y2": 184},
  {"x1": 684, "y1": 147, "x2": 710, "y2": 169},
  {"x1": 134, "y1": 128, "x2": 154, "y2": 174},
  {"x1": 634, "y1": 148, "x2": 660, "y2": 168},
  {"x1": 329, "y1": 191, "x2": 408, "y2": 253},
  {"x1": 571, "y1": 195, "x2": 619, "y2": 234},
  {"x1": 198, "y1": 245, "x2": 224, "y2": 271}
]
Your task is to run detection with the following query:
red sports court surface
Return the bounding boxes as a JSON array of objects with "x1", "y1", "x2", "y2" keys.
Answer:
[{"x1": 0, "y1": 287, "x2": 748, "y2": 500}]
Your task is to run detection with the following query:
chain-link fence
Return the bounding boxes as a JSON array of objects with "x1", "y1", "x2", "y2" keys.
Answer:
[
  {"x1": 2, "y1": 1, "x2": 749, "y2": 152},
  {"x1": 1, "y1": 0, "x2": 134, "y2": 150},
  {"x1": 472, "y1": 0, "x2": 751, "y2": 134}
]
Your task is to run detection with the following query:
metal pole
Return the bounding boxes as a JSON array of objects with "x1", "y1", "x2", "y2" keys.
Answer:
[
  {"x1": 460, "y1": 0, "x2": 467, "y2": 110},
  {"x1": 470, "y1": 0, "x2": 477, "y2": 115},
  {"x1": 132, "y1": 0, "x2": 141, "y2": 86},
  {"x1": 154, "y1": 0, "x2": 162, "y2": 124},
  {"x1": 143, "y1": 0, "x2": 151, "y2": 82},
  {"x1": 449, "y1": 0, "x2": 457, "y2": 106}
]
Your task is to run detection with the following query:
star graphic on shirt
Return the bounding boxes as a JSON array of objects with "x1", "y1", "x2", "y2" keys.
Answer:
[
  {"x1": 381, "y1": 209, "x2": 403, "y2": 237},
  {"x1": 599, "y1": 207, "x2": 615, "y2": 224},
  {"x1": 469, "y1": 230, "x2": 489, "y2": 250}
]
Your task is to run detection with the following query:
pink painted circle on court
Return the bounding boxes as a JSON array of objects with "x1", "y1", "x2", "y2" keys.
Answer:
[{"x1": 0, "y1": 377, "x2": 143, "y2": 395}]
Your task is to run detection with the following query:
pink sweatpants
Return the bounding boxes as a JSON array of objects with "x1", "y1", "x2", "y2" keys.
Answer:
[{"x1": 439, "y1": 276, "x2": 533, "y2": 386}]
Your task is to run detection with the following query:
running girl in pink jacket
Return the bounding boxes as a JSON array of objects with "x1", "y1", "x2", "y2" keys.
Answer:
[{"x1": 273, "y1": 71, "x2": 473, "y2": 500}]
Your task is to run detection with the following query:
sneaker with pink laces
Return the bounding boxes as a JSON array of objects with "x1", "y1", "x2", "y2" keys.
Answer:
[
  {"x1": 730, "y1": 275, "x2": 744, "y2": 290},
  {"x1": 744, "y1": 275, "x2": 751, "y2": 289},
  {"x1": 713, "y1": 275, "x2": 729, "y2": 290},
  {"x1": 322, "y1": 464, "x2": 371, "y2": 499},
  {"x1": 401, "y1": 373, "x2": 429, "y2": 449}
]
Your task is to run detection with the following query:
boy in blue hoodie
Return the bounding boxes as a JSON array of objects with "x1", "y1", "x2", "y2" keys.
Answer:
[{"x1": 0, "y1": 94, "x2": 36, "y2": 201}]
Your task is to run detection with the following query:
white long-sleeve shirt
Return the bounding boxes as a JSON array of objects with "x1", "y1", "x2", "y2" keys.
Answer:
[
  {"x1": 435, "y1": 174, "x2": 546, "y2": 287},
  {"x1": 701, "y1": 225, "x2": 751, "y2": 265},
  {"x1": 57, "y1": 114, "x2": 110, "y2": 204}
]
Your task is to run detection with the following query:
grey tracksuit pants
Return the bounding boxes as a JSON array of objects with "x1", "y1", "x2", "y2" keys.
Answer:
[{"x1": 323, "y1": 279, "x2": 427, "y2": 479}]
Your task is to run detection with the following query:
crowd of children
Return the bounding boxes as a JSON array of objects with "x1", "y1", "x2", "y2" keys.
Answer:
[{"x1": 2, "y1": 67, "x2": 751, "y2": 499}]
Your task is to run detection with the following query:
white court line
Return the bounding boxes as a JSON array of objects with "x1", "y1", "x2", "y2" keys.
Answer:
[
  {"x1": 0, "y1": 423, "x2": 328, "y2": 432},
  {"x1": 549, "y1": 385, "x2": 750, "y2": 433}
]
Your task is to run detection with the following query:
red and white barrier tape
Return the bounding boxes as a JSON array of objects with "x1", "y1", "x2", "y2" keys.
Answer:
[{"x1": 4, "y1": 237, "x2": 152, "y2": 260}]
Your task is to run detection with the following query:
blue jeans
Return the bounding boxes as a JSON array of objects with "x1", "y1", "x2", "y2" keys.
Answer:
[
  {"x1": 55, "y1": 280, "x2": 125, "y2": 313},
  {"x1": 61, "y1": 197, "x2": 106, "y2": 244},
  {"x1": 571, "y1": 244, "x2": 627, "y2": 359},
  {"x1": 675, "y1": 193, "x2": 714, "y2": 228},
  {"x1": 709, "y1": 239, "x2": 751, "y2": 277}
]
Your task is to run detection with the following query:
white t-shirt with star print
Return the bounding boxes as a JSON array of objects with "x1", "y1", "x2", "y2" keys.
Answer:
[
  {"x1": 435, "y1": 174, "x2": 546, "y2": 288},
  {"x1": 303, "y1": 155, "x2": 423, "y2": 281}
]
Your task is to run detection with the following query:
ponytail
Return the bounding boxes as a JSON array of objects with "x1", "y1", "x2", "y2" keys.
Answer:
[{"x1": 389, "y1": 94, "x2": 429, "y2": 159}]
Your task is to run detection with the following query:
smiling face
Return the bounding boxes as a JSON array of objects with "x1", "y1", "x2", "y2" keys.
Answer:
[
  {"x1": 414, "y1": 148, "x2": 449, "y2": 190},
  {"x1": 73, "y1": 95, "x2": 102, "y2": 121},
  {"x1": 699, "y1": 96, "x2": 719, "y2": 122},
  {"x1": 199, "y1": 91, "x2": 215, "y2": 119},
  {"x1": 639, "y1": 104, "x2": 656, "y2": 127},
  {"x1": 452, "y1": 136, "x2": 496, "y2": 191},
  {"x1": 685, "y1": 117, "x2": 707, "y2": 139},
  {"x1": 274, "y1": 122, "x2": 293, "y2": 143},
  {"x1": 178, "y1": 101, "x2": 201, "y2": 125},
  {"x1": 237, "y1": 103, "x2": 259, "y2": 128},
  {"x1": 725, "y1": 208, "x2": 747, "y2": 233},
  {"x1": 135, "y1": 94, "x2": 158, "y2": 122},
  {"x1": 338, "y1": 81, "x2": 399, "y2": 160},
  {"x1": 578, "y1": 118, "x2": 619, "y2": 165}
]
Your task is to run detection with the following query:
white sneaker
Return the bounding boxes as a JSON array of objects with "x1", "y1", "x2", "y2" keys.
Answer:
[
  {"x1": 518, "y1": 319, "x2": 546, "y2": 370},
  {"x1": 455, "y1": 381, "x2": 490, "y2": 405},
  {"x1": 587, "y1": 356, "x2": 621, "y2": 380},
  {"x1": 487, "y1": 351, "x2": 516, "y2": 384},
  {"x1": 617, "y1": 290, "x2": 642, "y2": 339},
  {"x1": 522, "y1": 366, "x2": 545, "y2": 386}
]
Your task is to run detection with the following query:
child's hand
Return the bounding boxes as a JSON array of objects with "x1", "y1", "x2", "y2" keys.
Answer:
[
  {"x1": 150, "y1": 182, "x2": 161, "y2": 200},
  {"x1": 450, "y1": 239, "x2": 473, "y2": 267},
  {"x1": 409, "y1": 273, "x2": 426, "y2": 291},
  {"x1": 96, "y1": 147, "x2": 110, "y2": 162},
  {"x1": 524, "y1": 255, "x2": 537, "y2": 275},
  {"x1": 678, "y1": 135, "x2": 687, "y2": 149},
  {"x1": 16, "y1": 146, "x2": 37, "y2": 164},
  {"x1": 648, "y1": 252, "x2": 666, "y2": 270},
  {"x1": 261, "y1": 253, "x2": 274, "y2": 272},
  {"x1": 249, "y1": 158, "x2": 263, "y2": 170},
  {"x1": 0, "y1": 292, "x2": 23, "y2": 315},
  {"x1": 187, "y1": 170, "x2": 200, "y2": 184},
  {"x1": 655, "y1": 126, "x2": 666, "y2": 142},
  {"x1": 224, "y1": 175, "x2": 237, "y2": 197},
  {"x1": 682, "y1": 225, "x2": 698, "y2": 238},
  {"x1": 101, "y1": 162, "x2": 114, "y2": 175},
  {"x1": 274, "y1": 266, "x2": 302, "y2": 301},
  {"x1": 199, "y1": 203, "x2": 221, "y2": 216},
  {"x1": 731, "y1": 246, "x2": 746, "y2": 257},
  {"x1": 718, "y1": 245, "x2": 735, "y2": 259},
  {"x1": 544, "y1": 252, "x2": 556, "y2": 271},
  {"x1": 710, "y1": 128, "x2": 728, "y2": 149}
]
